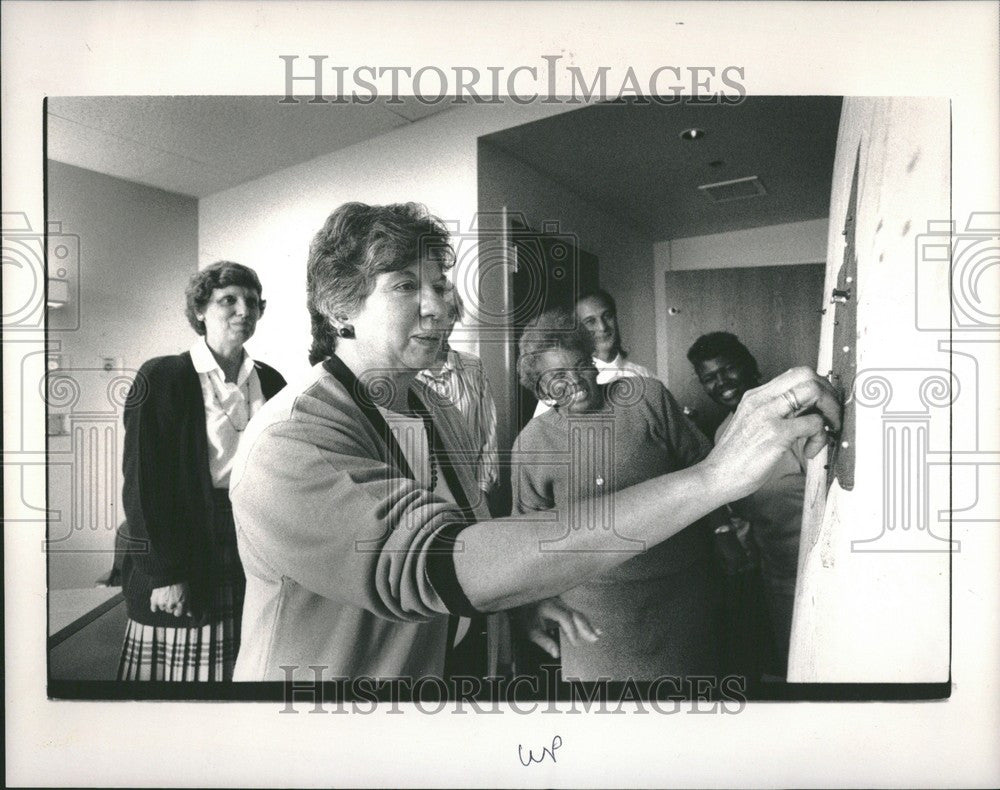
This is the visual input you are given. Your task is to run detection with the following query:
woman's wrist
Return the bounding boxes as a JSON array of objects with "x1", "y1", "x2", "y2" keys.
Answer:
[{"x1": 691, "y1": 456, "x2": 743, "y2": 510}]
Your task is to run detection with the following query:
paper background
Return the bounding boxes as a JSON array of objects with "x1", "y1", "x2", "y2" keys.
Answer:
[{"x1": 3, "y1": 1, "x2": 998, "y2": 786}]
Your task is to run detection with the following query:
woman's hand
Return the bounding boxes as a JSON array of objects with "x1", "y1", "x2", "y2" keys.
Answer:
[
  {"x1": 707, "y1": 366, "x2": 842, "y2": 502},
  {"x1": 511, "y1": 597, "x2": 602, "y2": 659},
  {"x1": 150, "y1": 582, "x2": 193, "y2": 618}
]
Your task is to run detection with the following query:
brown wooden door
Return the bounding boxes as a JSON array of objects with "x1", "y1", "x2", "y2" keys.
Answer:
[{"x1": 663, "y1": 263, "x2": 826, "y2": 439}]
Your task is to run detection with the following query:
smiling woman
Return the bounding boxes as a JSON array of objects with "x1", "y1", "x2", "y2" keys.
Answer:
[
  {"x1": 532, "y1": 289, "x2": 653, "y2": 418},
  {"x1": 511, "y1": 309, "x2": 719, "y2": 680},
  {"x1": 688, "y1": 331, "x2": 806, "y2": 677},
  {"x1": 117, "y1": 261, "x2": 286, "y2": 681},
  {"x1": 688, "y1": 331, "x2": 763, "y2": 413}
]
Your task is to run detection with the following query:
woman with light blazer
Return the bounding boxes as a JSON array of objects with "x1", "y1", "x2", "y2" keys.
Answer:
[{"x1": 229, "y1": 201, "x2": 839, "y2": 681}]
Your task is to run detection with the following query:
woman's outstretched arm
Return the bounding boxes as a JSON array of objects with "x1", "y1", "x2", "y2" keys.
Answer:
[{"x1": 453, "y1": 367, "x2": 840, "y2": 611}]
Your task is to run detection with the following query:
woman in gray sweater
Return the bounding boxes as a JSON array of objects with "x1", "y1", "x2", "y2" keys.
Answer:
[{"x1": 512, "y1": 309, "x2": 720, "y2": 681}]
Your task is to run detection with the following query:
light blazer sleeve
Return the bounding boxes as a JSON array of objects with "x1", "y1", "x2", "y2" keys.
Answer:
[{"x1": 230, "y1": 381, "x2": 480, "y2": 623}]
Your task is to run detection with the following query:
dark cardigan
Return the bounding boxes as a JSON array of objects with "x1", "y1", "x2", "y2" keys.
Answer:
[{"x1": 119, "y1": 351, "x2": 285, "y2": 626}]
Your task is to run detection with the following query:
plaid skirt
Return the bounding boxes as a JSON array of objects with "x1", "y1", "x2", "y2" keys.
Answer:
[{"x1": 118, "y1": 492, "x2": 244, "y2": 682}]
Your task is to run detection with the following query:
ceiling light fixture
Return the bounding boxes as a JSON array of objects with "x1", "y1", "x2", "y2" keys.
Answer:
[{"x1": 679, "y1": 128, "x2": 705, "y2": 141}]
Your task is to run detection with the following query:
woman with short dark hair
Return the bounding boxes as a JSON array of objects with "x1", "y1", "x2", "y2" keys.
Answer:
[
  {"x1": 117, "y1": 261, "x2": 285, "y2": 681},
  {"x1": 230, "y1": 201, "x2": 840, "y2": 681},
  {"x1": 687, "y1": 331, "x2": 762, "y2": 412},
  {"x1": 688, "y1": 331, "x2": 805, "y2": 678}
]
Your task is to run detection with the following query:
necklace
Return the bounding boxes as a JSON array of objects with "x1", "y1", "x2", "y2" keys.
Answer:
[
  {"x1": 407, "y1": 392, "x2": 439, "y2": 492},
  {"x1": 426, "y1": 435, "x2": 439, "y2": 491},
  {"x1": 222, "y1": 410, "x2": 246, "y2": 433},
  {"x1": 415, "y1": 411, "x2": 439, "y2": 491},
  {"x1": 211, "y1": 376, "x2": 249, "y2": 433}
]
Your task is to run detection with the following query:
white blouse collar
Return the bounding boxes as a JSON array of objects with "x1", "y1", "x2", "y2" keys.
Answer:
[{"x1": 190, "y1": 337, "x2": 255, "y2": 386}]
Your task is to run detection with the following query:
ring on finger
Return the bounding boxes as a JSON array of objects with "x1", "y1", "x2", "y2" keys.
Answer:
[{"x1": 782, "y1": 389, "x2": 801, "y2": 414}]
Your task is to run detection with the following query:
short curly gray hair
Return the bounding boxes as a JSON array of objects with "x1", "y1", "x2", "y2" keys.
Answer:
[{"x1": 516, "y1": 308, "x2": 595, "y2": 397}]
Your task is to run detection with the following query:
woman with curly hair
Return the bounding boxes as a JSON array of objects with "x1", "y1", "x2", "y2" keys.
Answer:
[
  {"x1": 512, "y1": 309, "x2": 720, "y2": 680},
  {"x1": 229, "y1": 201, "x2": 839, "y2": 681}
]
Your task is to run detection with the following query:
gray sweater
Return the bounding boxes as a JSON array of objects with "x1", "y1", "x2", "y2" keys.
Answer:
[
  {"x1": 512, "y1": 377, "x2": 718, "y2": 680},
  {"x1": 230, "y1": 357, "x2": 492, "y2": 681}
]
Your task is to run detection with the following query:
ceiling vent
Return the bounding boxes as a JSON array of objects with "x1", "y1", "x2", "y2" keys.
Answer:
[{"x1": 698, "y1": 175, "x2": 767, "y2": 203}]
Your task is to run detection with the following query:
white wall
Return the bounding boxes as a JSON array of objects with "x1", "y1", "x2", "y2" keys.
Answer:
[
  {"x1": 477, "y1": 141, "x2": 656, "y2": 442},
  {"x1": 656, "y1": 218, "x2": 829, "y2": 272},
  {"x1": 46, "y1": 161, "x2": 198, "y2": 589},
  {"x1": 789, "y1": 98, "x2": 952, "y2": 682},
  {"x1": 652, "y1": 219, "x2": 829, "y2": 387},
  {"x1": 478, "y1": 142, "x2": 656, "y2": 364},
  {"x1": 198, "y1": 102, "x2": 578, "y2": 446}
]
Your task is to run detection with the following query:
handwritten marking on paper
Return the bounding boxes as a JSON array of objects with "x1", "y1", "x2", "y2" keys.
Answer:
[{"x1": 518, "y1": 735, "x2": 562, "y2": 766}]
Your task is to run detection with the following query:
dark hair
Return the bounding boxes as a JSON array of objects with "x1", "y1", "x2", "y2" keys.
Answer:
[
  {"x1": 306, "y1": 202, "x2": 454, "y2": 365},
  {"x1": 576, "y1": 287, "x2": 629, "y2": 359},
  {"x1": 517, "y1": 308, "x2": 595, "y2": 397},
  {"x1": 686, "y1": 331, "x2": 761, "y2": 380},
  {"x1": 448, "y1": 287, "x2": 466, "y2": 323},
  {"x1": 440, "y1": 287, "x2": 466, "y2": 353},
  {"x1": 184, "y1": 261, "x2": 263, "y2": 335}
]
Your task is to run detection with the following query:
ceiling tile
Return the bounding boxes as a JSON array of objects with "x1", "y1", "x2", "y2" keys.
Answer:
[
  {"x1": 47, "y1": 96, "x2": 452, "y2": 197},
  {"x1": 483, "y1": 97, "x2": 843, "y2": 240}
]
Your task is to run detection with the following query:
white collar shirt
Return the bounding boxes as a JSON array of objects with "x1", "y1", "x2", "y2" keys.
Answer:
[
  {"x1": 593, "y1": 352, "x2": 653, "y2": 384},
  {"x1": 416, "y1": 349, "x2": 500, "y2": 493},
  {"x1": 190, "y1": 337, "x2": 264, "y2": 488}
]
